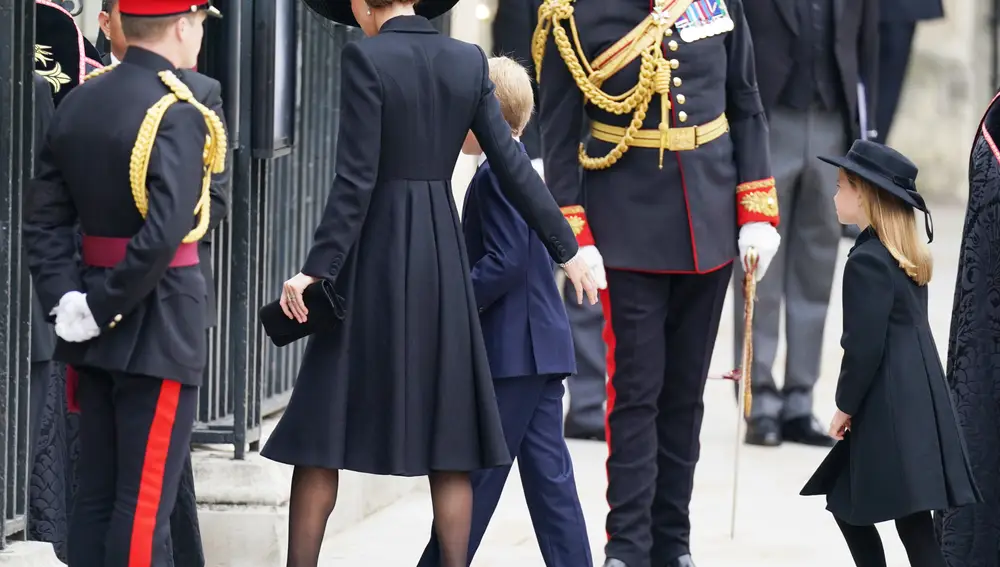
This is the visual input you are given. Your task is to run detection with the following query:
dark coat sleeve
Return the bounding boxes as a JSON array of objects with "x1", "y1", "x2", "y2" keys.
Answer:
[
  {"x1": 835, "y1": 250, "x2": 894, "y2": 416},
  {"x1": 301, "y1": 41, "x2": 381, "y2": 280},
  {"x1": 537, "y1": 25, "x2": 584, "y2": 209},
  {"x1": 859, "y1": 0, "x2": 880, "y2": 134},
  {"x1": 82, "y1": 103, "x2": 210, "y2": 327},
  {"x1": 470, "y1": 167, "x2": 532, "y2": 312},
  {"x1": 470, "y1": 45, "x2": 578, "y2": 265},
  {"x1": 24, "y1": 109, "x2": 83, "y2": 316},
  {"x1": 726, "y1": 0, "x2": 779, "y2": 227}
]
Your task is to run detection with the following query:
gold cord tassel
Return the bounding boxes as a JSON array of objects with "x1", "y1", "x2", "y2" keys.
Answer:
[
  {"x1": 654, "y1": 60, "x2": 671, "y2": 169},
  {"x1": 128, "y1": 71, "x2": 228, "y2": 244}
]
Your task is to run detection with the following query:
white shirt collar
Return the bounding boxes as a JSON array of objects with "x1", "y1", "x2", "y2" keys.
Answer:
[{"x1": 111, "y1": 53, "x2": 121, "y2": 65}]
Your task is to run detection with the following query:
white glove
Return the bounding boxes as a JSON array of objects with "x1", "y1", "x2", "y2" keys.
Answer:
[
  {"x1": 737, "y1": 222, "x2": 781, "y2": 282},
  {"x1": 578, "y1": 245, "x2": 608, "y2": 290},
  {"x1": 530, "y1": 158, "x2": 545, "y2": 180},
  {"x1": 51, "y1": 291, "x2": 100, "y2": 343}
]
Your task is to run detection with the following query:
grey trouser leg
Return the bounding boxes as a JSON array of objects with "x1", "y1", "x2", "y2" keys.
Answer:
[
  {"x1": 733, "y1": 106, "x2": 845, "y2": 421},
  {"x1": 562, "y1": 276, "x2": 607, "y2": 432}
]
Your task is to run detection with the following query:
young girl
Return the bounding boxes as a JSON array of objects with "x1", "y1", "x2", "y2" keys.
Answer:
[{"x1": 800, "y1": 140, "x2": 982, "y2": 567}]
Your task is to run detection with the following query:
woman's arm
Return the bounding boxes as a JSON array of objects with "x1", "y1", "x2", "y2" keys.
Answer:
[
  {"x1": 469, "y1": 46, "x2": 578, "y2": 266},
  {"x1": 835, "y1": 250, "x2": 894, "y2": 416},
  {"x1": 301, "y1": 41, "x2": 382, "y2": 281}
]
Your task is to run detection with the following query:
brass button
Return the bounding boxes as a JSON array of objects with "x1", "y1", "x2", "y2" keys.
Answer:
[
  {"x1": 665, "y1": 28, "x2": 673, "y2": 36},
  {"x1": 669, "y1": 59, "x2": 679, "y2": 70},
  {"x1": 676, "y1": 94, "x2": 686, "y2": 104},
  {"x1": 673, "y1": 77, "x2": 682, "y2": 87},
  {"x1": 114, "y1": 314, "x2": 123, "y2": 322},
  {"x1": 678, "y1": 111, "x2": 688, "y2": 123},
  {"x1": 109, "y1": 321, "x2": 117, "y2": 329},
  {"x1": 668, "y1": 40, "x2": 679, "y2": 51}
]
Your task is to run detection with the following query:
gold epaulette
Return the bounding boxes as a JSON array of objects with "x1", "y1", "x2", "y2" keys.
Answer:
[
  {"x1": 532, "y1": 0, "x2": 695, "y2": 170},
  {"x1": 129, "y1": 71, "x2": 227, "y2": 243}
]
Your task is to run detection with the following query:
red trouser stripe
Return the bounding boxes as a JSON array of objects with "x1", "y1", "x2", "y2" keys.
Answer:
[
  {"x1": 128, "y1": 380, "x2": 181, "y2": 567},
  {"x1": 600, "y1": 287, "x2": 616, "y2": 542}
]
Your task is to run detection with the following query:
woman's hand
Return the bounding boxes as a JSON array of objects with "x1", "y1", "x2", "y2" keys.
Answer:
[
  {"x1": 828, "y1": 409, "x2": 852, "y2": 440},
  {"x1": 280, "y1": 272, "x2": 320, "y2": 323},
  {"x1": 561, "y1": 254, "x2": 600, "y2": 305}
]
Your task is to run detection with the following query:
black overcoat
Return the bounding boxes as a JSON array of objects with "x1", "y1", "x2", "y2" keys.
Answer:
[
  {"x1": 260, "y1": 15, "x2": 578, "y2": 476},
  {"x1": 801, "y1": 229, "x2": 980, "y2": 525}
]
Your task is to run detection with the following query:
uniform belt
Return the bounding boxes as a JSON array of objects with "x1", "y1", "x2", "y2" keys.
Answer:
[
  {"x1": 590, "y1": 114, "x2": 729, "y2": 152},
  {"x1": 81, "y1": 235, "x2": 200, "y2": 268}
]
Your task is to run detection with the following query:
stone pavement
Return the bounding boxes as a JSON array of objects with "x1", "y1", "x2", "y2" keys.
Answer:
[{"x1": 318, "y1": 202, "x2": 967, "y2": 567}]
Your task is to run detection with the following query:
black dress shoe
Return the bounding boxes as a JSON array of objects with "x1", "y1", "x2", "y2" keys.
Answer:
[
  {"x1": 603, "y1": 559, "x2": 629, "y2": 567},
  {"x1": 782, "y1": 416, "x2": 836, "y2": 447},
  {"x1": 565, "y1": 425, "x2": 605, "y2": 442},
  {"x1": 667, "y1": 553, "x2": 696, "y2": 567},
  {"x1": 744, "y1": 417, "x2": 782, "y2": 446}
]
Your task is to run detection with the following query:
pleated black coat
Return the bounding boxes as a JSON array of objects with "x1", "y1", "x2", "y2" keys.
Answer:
[
  {"x1": 260, "y1": 15, "x2": 578, "y2": 476},
  {"x1": 801, "y1": 229, "x2": 981, "y2": 525}
]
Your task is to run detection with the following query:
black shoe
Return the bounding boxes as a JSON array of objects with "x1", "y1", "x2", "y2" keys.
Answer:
[
  {"x1": 744, "y1": 417, "x2": 782, "y2": 446},
  {"x1": 603, "y1": 559, "x2": 628, "y2": 567},
  {"x1": 667, "y1": 554, "x2": 696, "y2": 567},
  {"x1": 782, "y1": 416, "x2": 836, "y2": 447},
  {"x1": 565, "y1": 424, "x2": 605, "y2": 442}
]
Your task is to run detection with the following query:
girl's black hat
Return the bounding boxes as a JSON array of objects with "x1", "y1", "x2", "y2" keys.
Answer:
[
  {"x1": 818, "y1": 139, "x2": 934, "y2": 243},
  {"x1": 301, "y1": 0, "x2": 458, "y2": 27}
]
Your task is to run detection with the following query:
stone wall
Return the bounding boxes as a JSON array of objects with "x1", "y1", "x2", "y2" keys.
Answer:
[{"x1": 886, "y1": 0, "x2": 993, "y2": 201}]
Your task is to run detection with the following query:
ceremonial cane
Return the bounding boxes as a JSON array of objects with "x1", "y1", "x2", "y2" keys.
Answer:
[{"x1": 730, "y1": 247, "x2": 758, "y2": 540}]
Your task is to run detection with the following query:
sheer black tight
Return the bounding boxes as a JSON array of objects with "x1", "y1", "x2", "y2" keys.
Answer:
[
  {"x1": 835, "y1": 511, "x2": 946, "y2": 567},
  {"x1": 285, "y1": 467, "x2": 472, "y2": 567}
]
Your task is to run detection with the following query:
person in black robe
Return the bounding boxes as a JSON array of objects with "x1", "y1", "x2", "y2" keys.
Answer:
[{"x1": 935, "y1": 93, "x2": 1000, "y2": 567}]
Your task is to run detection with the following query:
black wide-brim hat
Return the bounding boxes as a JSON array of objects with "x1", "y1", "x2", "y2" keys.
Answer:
[
  {"x1": 35, "y1": 0, "x2": 103, "y2": 106},
  {"x1": 818, "y1": 139, "x2": 934, "y2": 242},
  {"x1": 301, "y1": 0, "x2": 458, "y2": 27}
]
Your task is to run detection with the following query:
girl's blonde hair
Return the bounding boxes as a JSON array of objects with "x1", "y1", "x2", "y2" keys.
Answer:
[{"x1": 846, "y1": 170, "x2": 933, "y2": 286}]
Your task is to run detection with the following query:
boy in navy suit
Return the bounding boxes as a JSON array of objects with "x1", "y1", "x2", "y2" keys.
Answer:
[{"x1": 417, "y1": 57, "x2": 592, "y2": 567}]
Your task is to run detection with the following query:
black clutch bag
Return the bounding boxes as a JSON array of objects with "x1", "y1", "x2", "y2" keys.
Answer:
[{"x1": 259, "y1": 280, "x2": 346, "y2": 347}]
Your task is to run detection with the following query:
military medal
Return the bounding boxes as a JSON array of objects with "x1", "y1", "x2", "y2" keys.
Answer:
[{"x1": 674, "y1": 0, "x2": 735, "y2": 43}]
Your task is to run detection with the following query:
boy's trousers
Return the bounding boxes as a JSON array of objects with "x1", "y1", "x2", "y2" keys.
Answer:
[{"x1": 417, "y1": 374, "x2": 592, "y2": 567}]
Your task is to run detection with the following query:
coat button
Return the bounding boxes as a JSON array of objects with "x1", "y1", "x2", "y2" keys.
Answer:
[
  {"x1": 114, "y1": 314, "x2": 123, "y2": 322},
  {"x1": 669, "y1": 59, "x2": 679, "y2": 70},
  {"x1": 109, "y1": 321, "x2": 117, "y2": 329},
  {"x1": 665, "y1": 28, "x2": 673, "y2": 37},
  {"x1": 668, "y1": 40, "x2": 679, "y2": 51},
  {"x1": 676, "y1": 94, "x2": 686, "y2": 104},
  {"x1": 678, "y1": 111, "x2": 688, "y2": 123},
  {"x1": 673, "y1": 77, "x2": 682, "y2": 87},
  {"x1": 478, "y1": 307, "x2": 484, "y2": 313}
]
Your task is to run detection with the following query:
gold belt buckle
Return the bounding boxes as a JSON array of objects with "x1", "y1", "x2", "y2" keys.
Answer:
[{"x1": 666, "y1": 127, "x2": 697, "y2": 151}]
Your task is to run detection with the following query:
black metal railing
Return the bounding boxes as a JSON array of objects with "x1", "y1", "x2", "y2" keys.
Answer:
[{"x1": 0, "y1": 0, "x2": 37, "y2": 546}]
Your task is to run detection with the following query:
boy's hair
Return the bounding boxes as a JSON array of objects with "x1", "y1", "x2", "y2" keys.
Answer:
[
  {"x1": 845, "y1": 170, "x2": 933, "y2": 286},
  {"x1": 487, "y1": 56, "x2": 534, "y2": 136}
]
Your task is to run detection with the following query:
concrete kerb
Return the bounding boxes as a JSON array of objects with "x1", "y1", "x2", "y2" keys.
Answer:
[
  {"x1": 195, "y1": 416, "x2": 423, "y2": 567},
  {"x1": 0, "y1": 542, "x2": 63, "y2": 567}
]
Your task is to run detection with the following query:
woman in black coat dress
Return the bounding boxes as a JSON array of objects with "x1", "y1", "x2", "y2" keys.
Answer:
[
  {"x1": 935, "y1": 92, "x2": 1000, "y2": 567},
  {"x1": 800, "y1": 140, "x2": 980, "y2": 567},
  {"x1": 260, "y1": 1, "x2": 600, "y2": 566}
]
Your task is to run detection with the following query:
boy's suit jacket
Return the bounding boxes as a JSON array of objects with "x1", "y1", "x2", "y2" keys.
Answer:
[{"x1": 463, "y1": 148, "x2": 575, "y2": 380}]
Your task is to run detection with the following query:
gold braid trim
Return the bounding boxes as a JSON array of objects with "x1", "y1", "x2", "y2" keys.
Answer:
[
  {"x1": 83, "y1": 63, "x2": 117, "y2": 82},
  {"x1": 532, "y1": 0, "x2": 693, "y2": 170},
  {"x1": 129, "y1": 70, "x2": 227, "y2": 244}
]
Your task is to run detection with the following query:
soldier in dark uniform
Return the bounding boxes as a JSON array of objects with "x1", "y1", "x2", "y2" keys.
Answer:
[
  {"x1": 534, "y1": 1, "x2": 781, "y2": 566},
  {"x1": 23, "y1": 1, "x2": 225, "y2": 566}
]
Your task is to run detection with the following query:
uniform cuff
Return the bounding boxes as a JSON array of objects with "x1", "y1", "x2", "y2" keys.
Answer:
[
  {"x1": 736, "y1": 178, "x2": 780, "y2": 227},
  {"x1": 560, "y1": 206, "x2": 595, "y2": 247}
]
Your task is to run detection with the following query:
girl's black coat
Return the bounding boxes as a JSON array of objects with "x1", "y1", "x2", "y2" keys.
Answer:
[{"x1": 800, "y1": 229, "x2": 981, "y2": 525}]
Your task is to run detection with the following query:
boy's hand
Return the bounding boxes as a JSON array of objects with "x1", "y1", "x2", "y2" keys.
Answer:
[{"x1": 828, "y1": 409, "x2": 852, "y2": 440}]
